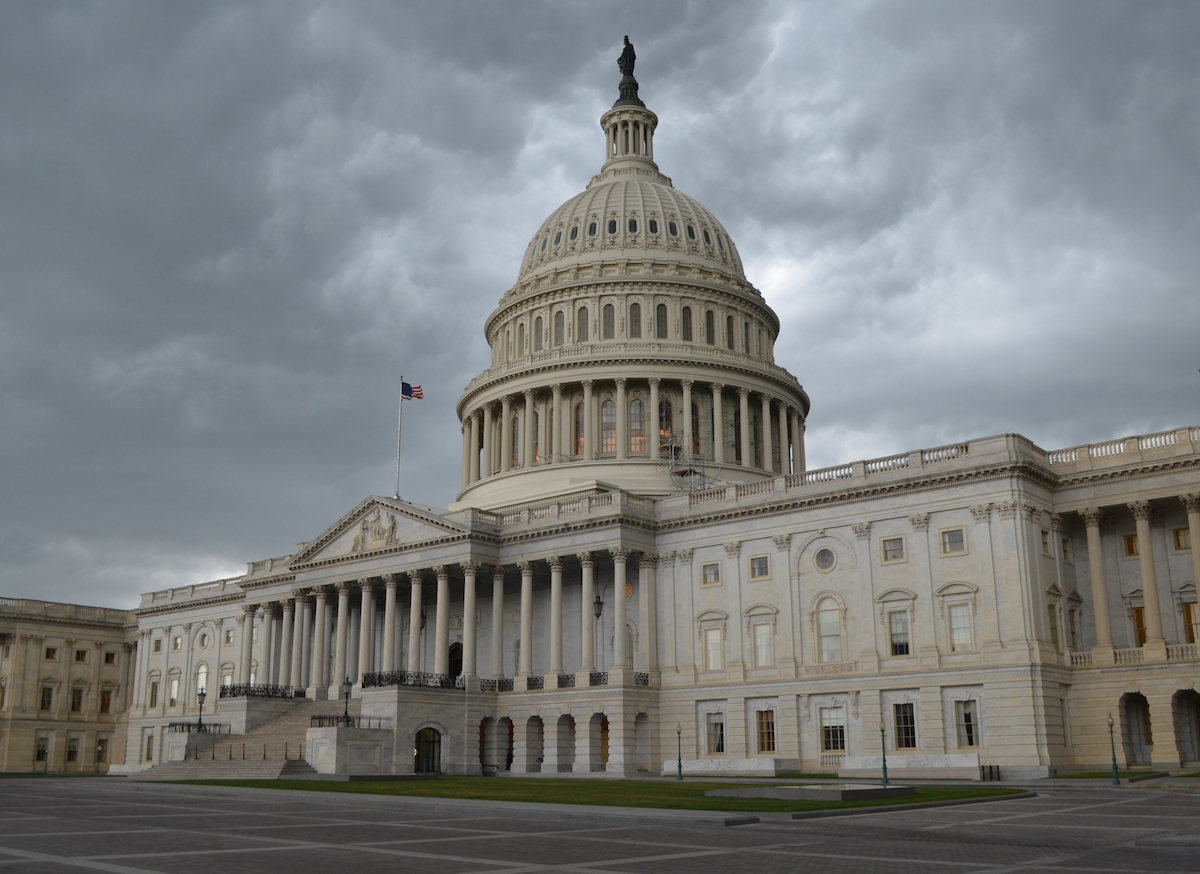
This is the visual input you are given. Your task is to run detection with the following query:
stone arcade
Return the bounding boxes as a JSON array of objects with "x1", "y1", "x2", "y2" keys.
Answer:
[{"x1": 3, "y1": 51, "x2": 1199, "y2": 780}]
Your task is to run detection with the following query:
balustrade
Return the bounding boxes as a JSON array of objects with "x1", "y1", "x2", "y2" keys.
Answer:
[
  {"x1": 361, "y1": 671, "x2": 455, "y2": 690},
  {"x1": 219, "y1": 684, "x2": 295, "y2": 699}
]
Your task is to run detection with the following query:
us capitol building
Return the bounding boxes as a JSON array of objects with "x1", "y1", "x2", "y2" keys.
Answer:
[{"x1": 3, "y1": 48, "x2": 1199, "y2": 781}]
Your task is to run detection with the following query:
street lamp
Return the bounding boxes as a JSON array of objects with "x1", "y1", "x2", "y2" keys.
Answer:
[
  {"x1": 593, "y1": 592, "x2": 603, "y2": 620},
  {"x1": 879, "y1": 720, "x2": 889, "y2": 787},
  {"x1": 1107, "y1": 714, "x2": 1120, "y2": 786},
  {"x1": 339, "y1": 675, "x2": 352, "y2": 727},
  {"x1": 676, "y1": 724, "x2": 683, "y2": 781},
  {"x1": 195, "y1": 688, "x2": 207, "y2": 733}
]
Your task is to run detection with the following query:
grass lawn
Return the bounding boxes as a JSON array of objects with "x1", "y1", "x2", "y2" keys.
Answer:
[
  {"x1": 1052, "y1": 771, "x2": 1147, "y2": 779},
  {"x1": 179, "y1": 776, "x2": 1022, "y2": 813}
]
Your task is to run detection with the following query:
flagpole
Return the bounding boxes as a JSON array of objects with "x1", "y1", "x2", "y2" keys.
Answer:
[{"x1": 394, "y1": 375, "x2": 403, "y2": 499}]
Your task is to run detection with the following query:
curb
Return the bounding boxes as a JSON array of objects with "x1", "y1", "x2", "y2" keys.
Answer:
[{"x1": 789, "y1": 791, "x2": 1037, "y2": 819}]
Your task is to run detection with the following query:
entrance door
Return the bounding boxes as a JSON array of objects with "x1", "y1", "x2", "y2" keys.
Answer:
[
  {"x1": 1123, "y1": 694, "x2": 1153, "y2": 765},
  {"x1": 415, "y1": 728, "x2": 441, "y2": 774},
  {"x1": 449, "y1": 643, "x2": 463, "y2": 682}
]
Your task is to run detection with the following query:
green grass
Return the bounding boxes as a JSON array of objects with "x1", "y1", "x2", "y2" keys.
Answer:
[
  {"x1": 177, "y1": 776, "x2": 1022, "y2": 813},
  {"x1": 1053, "y1": 771, "x2": 1146, "y2": 779}
]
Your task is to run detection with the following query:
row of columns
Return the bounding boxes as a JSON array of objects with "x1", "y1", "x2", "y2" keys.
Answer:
[
  {"x1": 1082, "y1": 495, "x2": 1200, "y2": 660},
  {"x1": 460, "y1": 379, "x2": 806, "y2": 487}
]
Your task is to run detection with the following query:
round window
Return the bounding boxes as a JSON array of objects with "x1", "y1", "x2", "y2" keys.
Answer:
[
  {"x1": 648, "y1": 219, "x2": 659, "y2": 234},
  {"x1": 569, "y1": 225, "x2": 579, "y2": 241},
  {"x1": 815, "y1": 548, "x2": 836, "y2": 571},
  {"x1": 199, "y1": 633, "x2": 208, "y2": 648},
  {"x1": 628, "y1": 218, "x2": 637, "y2": 233},
  {"x1": 608, "y1": 219, "x2": 618, "y2": 234},
  {"x1": 588, "y1": 221, "x2": 597, "y2": 236}
]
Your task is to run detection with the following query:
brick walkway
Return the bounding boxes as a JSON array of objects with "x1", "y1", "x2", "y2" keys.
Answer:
[{"x1": 0, "y1": 779, "x2": 1197, "y2": 873}]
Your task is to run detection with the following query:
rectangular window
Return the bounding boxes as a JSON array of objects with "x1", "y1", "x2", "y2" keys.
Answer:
[
  {"x1": 756, "y1": 710, "x2": 776, "y2": 753},
  {"x1": 955, "y1": 701, "x2": 979, "y2": 748},
  {"x1": 152, "y1": 639, "x2": 162, "y2": 653},
  {"x1": 702, "y1": 563, "x2": 720, "y2": 586},
  {"x1": 1041, "y1": 530, "x2": 1051, "y2": 556},
  {"x1": 169, "y1": 678, "x2": 179, "y2": 707},
  {"x1": 44, "y1": 647, "x2": 58, "y2": 660},
  {"x1": 750, "y1": 556, "x2": 769, "y2": 579},
  {"x1": 753, "y1": 623, "x2": 772, "y2": 668},
  {"x1": 1124, "y1": 534, "x2": 1139, "y2": 557},
  {"x1": 1069, "y1": 611, "x2": 1079, "y2": 650},
  {"x1": 894, "y1": 703, "x2": 917, "y2": 749},
  {"x1": 882, "y1": 537, "x2": 905, "y2": 562},
  {"x1": 144, "y1": 734, "x2": 154, "y2": 763},
  {"x1": 40, "y1": 686, "x2": 54, "y2": 711},
  {"x1": 1184, "y1": 603, "x2": 1197, "y2": 645},
  {"x1": 706, "y1": 713, "x2": 725, "y2": 754},
  {"x1": 224, "y1": 629, "x2": 235, "y2": 645},
  {"x1": 100, "y1": 689, "x2": 113, "y2": 714},
  {"x1": 1048, "y1": 604, "x2": 1060, "y2": 650},
  {"x1": 949, "y1": 604, "x2": 972, "y2": 652},
  {"x1": 96, "y1": 738, "x2": 109, "y2": 763},
  {"x1": 36, "y1": 737, "x2": 49, "y2": 762},
  {"x1": 704, "y1": 628, "x2": 723, "y2": 672},
  {"x1": 222, "y1": 672, "x2": 233, "y2": 688},
  {"x1": 172, "y1": 636, "x2": 182, "y2": 652},
  {"x1": 889, "y1": 610, "x2": 910, "y2": 656},
  {"x1": 104, "y1": 651, "x2": 117, "y2": 666},
  {"x1": 1133, "y1": 606, "x2": 1146, "y2": 647},
  {"x1": 75, "y1": 649, "x2": 88, "y2": 663},
  {"x1": 820, "y1": 706, "x2": 846, "y2": 752},
  {"x1": 941, "y1": 529, "x2": 966, "y2": 555},
  {"x1": 70, "y1": 688, "x2": 84, "y2": 713},
  {"x1": 1176, "y1": 528, "x2": 1192, "y2": 551},
  {"x1": 818, "y1": 603, "x2": 842, "y2": 663},
  {"x1": 148, "y1": 681, "x2": 159, "y2": 708},
  {"x1": 2, "y1": 644, "x2": 9, "y2": 659},
  {"x1": 66, "y1": 737, "x2": 79, "y2": 763}
]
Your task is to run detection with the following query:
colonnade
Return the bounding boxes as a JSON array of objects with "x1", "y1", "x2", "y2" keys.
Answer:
[{"x1": 460, "y1": 378, "x2": 806, "y2": 487}]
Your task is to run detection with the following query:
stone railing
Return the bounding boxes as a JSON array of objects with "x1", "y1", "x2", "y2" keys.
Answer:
[
  {"x1": 1046, "y1": 426, "x2": 1198, "y2": 472},
  {"x1": 820, "y1": 754, "x2": 844, "y2": 770},
  {"x1": 1069, "y1": 652, "x2": 1093, "y2": 667},
  {"x1": 0, "y1": 599, "x2": 134, "y2": 626},
  {"x1": 1114, "y1": 648, "x2": 1145, "y2": 665},
  {"x1": 1167, "y1": 644, "x2": 1198, "y2": 662}
]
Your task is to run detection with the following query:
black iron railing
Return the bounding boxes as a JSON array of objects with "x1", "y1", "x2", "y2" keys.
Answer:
[
  {"x1": 309, "y1": 715, "x2": 390, "y2": 729},
  {"x1": 480, "y1": 678, "x2": 497, "y2": 692},
  {"x1": 454, "y1": 675, "x2": 466, "y2": 689},
  {"x1": 633, "y1": 672, "x2": 649, "y2": 686},
  {"x1": 479, "y1": 677, "x2": 515, "y2": 692},
  {"x1": 219, "y1": 684, "x2": 295, "y2": 699},
  {"x1": 589, "y1": 672, "x2": 609, "y2": 687},
  {"x1": 526, "y1": 676, "x2": 544, "y2": 690},
  {"x1": 498, "y1": 678, "x2": 514, "y2": 692},
  {"x1": 361, "y1": 671, "x2": 455, "y2": 689},
  {"x1": 167, "y1": 722, "x2": 231, "y2": 734},
  {"x1": 557, "y1": 674, "x2": 576, "y2": 688}
]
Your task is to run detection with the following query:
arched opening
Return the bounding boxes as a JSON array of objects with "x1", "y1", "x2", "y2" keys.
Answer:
[
  {"x1": 635, "y1": 712, "x2": 652, "y2": 773},
  {"x1": 448, "y1": 642, "x2": 463, "y2": 682},
  {"x1": 602, "y1": 304, "x2": 615, "y2": 339},
  {"x1": 415, "y1": 728, "x2": 441, "y2": 774},
  {"x1": 574, "y1": 404, "x2": 584, "y2": 456},
  {"x1": 532, "y1": 412, "x2": 539, "y2": 462},
  {"x1": 705, "y1": 310, "x2": 715, "y2": 346},
  {"x1": 726, "y1": 314, "x2": 735, "y2": 350},
  {"x1": 733, "y1": 409, "x2": 742, "y2": 463},
  {"x1": 1174, "y1": 690, "x2": 1200, "y2": 765},
  {"x1": 511, "y1": 417, "x2": 520, "y2": 468},
  {"x1": 517, "y1": 322, "x2": 525, "y2": 356},
  {"x1": 523, "y1": 715, "x2": 544, "y2": 773},
  {"x1": 577, "y1": 307, "x2": 589, "y2": 342},
  {"x1": 556, "y1": 714, "x2": 576, "y2": 772},
  {"x1": 656, "y1": 303, "x2": 668, "y2": 339},
  {"x1": 534, "y1": 316, "x2": 543, "y2": 351},
  {"x1": 1120, "y1": 692, "x2": 1153, "y2": 765},
  {"x1": 681, "y1": 306, "x2": 692, "y2": 341},
  {"x1": 691, "y1": 403, "x2": 701, "y2": 456},
  {"x1": 629, "y1": 303, "x2": 642, "y2": 338},
  {"x1": 195, "y1": 665, "x2": 207, "y2": 697},
  {"x1": 554, "y1": 312, "x2": 564, "y2": 346},
  {"x1": 659, "y1": 399, "x2": 672, "y2": 450},
  {"x1": 630, "y1": 398, "x2": 645, "y2": 453},
  {"x1": 601, "y1": 400, "x2": 616, "y2": 454}
]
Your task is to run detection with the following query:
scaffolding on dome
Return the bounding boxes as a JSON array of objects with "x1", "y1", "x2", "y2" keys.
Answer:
[{"x1": 660, "y1": 430, "x2": 720, "y2": 493}]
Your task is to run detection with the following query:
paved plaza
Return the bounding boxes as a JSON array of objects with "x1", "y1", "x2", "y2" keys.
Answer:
[{"x1": 0, "y1": 779, "x2": 1198, "y2": 873}]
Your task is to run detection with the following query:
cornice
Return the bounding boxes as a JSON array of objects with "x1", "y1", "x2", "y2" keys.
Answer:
[
  {"x1": 134, "y1": 592, "x2": 246, "y2": 618},
  {"x1": 1051, "y1": 456, "x2": 1200, "y2": 492}
]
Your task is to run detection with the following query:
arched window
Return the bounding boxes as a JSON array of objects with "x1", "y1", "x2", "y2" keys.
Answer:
[
  {"x1": 511, "y1": 417, "x2": 520, "y2": 467},
  {"x1": 554, "y1": 312, "x2": 564, "y2": 346},
  {"x1": 532, "y1": 412, "x2": 539, "y2": 462},
  {"x1": 517, "y1": 323, "x2": 525, "y2": 356},
  {"x1": 659, "y1": 399, "x2": 672, "y2": 448},
  {"x1": 682, "y1": 306, "x2": 693, "y2": 341},
  {"x1": 602, "y1": 304, "x2": 615, "y2": 339},
  {"x1": 733, "y1": 408, "x2": 742, "y2": 463},
  {"x1": 726, "y1": 315, "x2": 735, "y2": 350},
  {"x1": 630, "y1": 398, "x2": 645, "y2": 453},
  {"x1": 705, "y1": 310, "x2": 715, "y2": 346},
  {"x1": 817, "y1": 598, "x2": 842, "y2": 662},
  {"x1": 628, "y1": 303, "x2": 641, "y2": 338},
  {"x1": 534, "y1": 317, "x2": 543, "y2": 351},
  {"x1": 743, "y1": 322, "x2": 750, "y2": 354},
  {"x1": 656, "y1": 303, "x2": 668, "y2": 339},
  {"x1": 577, "y1": 307, "x2": 589, "y2": 342},
  {"x1": 414, "y1": 727, "x2": 441, "y2": 774},
  {"x1": 574, "y1": 404, "x2": 584, "y2": 456},
  {"x1": 692, "y1": 403, "x2": 701, "y2": 456},
  {"x1": 195, "y1": 664, "x2": 207, "y2": 696},
  {"x1": 601, "y1": 400, "x2": 616, "y2": 454}
]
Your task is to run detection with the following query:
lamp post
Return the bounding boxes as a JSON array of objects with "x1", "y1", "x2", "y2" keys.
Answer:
[
  {"x1": 879, "y1": 720, "x2": 889, "y2": 787},
  {"x1": 339, "y1": 675, "x2": 352, "y2": 727},
  {"x1": 676, "y1": 724, "x2": 683, "y2": 781},
  {"x1": 1108, "y1": 714, "x2": 1120, "y2": 786},
  {"x1": 195, "y1": 688, "x2": 207, "y2": 733}
]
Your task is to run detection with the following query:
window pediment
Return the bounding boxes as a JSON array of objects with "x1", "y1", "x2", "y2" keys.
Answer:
[{"x1": 877, "y1": 588, "x2": 917, "y2": 604}]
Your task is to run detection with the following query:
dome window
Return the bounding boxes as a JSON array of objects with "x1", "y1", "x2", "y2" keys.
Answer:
[
  {"x1": 648, "y1": 219, "x2": 659, "y2": 234},
  {"x1": 668, "y1": 221, "x2": 678, "y2": 236},
  {"x1": 629, "y1": 303, "x2": 642, "y2": 338},
  {"x1": 686, "y1": 224, "x2": 696, "y2": 240},
  {"x1": 554, "y1": 231, "x2": 562, "y2": 245},
  {"x1": 703, "y1": 229, "x2": 712, "y2": 245},
  {"x1": 628, "y1": 218, "x2": 637, "y2": 233},
  {"x1": 570, "y1": 225, "x2": 579, "y2": 241},
  {"x1": 607, "y1": 219, "x2": 618, "y2": 234},
  {"x1": 717, "y1": 234, "x2": 724, "y2": 252},
  {"x1": 588, "y1": 222, "x2": 597, "y2": 236},
  {"x1": 540, "y1": 237, "x2": 548, "y2": 252}
]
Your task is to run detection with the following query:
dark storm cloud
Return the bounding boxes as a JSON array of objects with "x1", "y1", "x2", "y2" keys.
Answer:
[{"x1": 0, "y1": 1, "x2": 1196, "y2": 607}]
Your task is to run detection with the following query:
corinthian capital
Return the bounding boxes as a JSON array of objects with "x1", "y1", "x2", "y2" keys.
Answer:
[{"x1": 1127, "y1": 500, "x2": 1152, "y2": 521}]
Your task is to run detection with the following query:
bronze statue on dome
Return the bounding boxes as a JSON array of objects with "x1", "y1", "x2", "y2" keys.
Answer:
[
  {"x1": 618, "y1": 36, "x2": 636, "y2": 77},
  {"x1": 614, "y1": 36, "x2": 644, "y2": 107}
]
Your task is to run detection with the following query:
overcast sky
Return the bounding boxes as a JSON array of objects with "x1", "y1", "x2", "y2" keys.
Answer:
[{"x1": 2, "y1": 1, "x2": 1197, "y2": 609}]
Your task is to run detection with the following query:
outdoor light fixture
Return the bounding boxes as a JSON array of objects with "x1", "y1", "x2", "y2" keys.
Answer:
[
  {"x1": 676, "y1": 723, "x2": 683, "y2": 781},
  {"x1": 878, "y1": 720, "x2": 888, "y2": 786},
  {"x1": 196, "y1": 688, "x2": 207, "y2": 732},
  {"x1": 1107, "y1": 714, "x2": 1119, "y2": 786},
  {"x1": 339, "y1": 676, "x2": 353, "y2": 726},
  {"x1": 593, "y1": 592, "x2": 603, "y2": 620}
]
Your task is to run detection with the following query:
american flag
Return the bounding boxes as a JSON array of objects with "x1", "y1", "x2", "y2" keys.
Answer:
[{"x1": 401, "y1": 382, "x2": 423, "y2": 400}]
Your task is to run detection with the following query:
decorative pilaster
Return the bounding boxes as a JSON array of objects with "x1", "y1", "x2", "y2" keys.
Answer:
[
  {"x1": 1128, "y1": 500, "x2": 1166, "y2": 659},
  {"x1": 1183, "y1": 495, "x2": 1200, "y2": 612}
]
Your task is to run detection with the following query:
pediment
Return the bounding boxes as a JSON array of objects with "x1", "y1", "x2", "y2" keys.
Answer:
[{"x1": 293, "y1": 496, "x2": 469, "y2": 566}]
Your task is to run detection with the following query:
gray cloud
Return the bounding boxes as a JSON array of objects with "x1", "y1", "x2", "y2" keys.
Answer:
[{"x1": 1, "y1": 1, "x2": 1196, "y2": 607}]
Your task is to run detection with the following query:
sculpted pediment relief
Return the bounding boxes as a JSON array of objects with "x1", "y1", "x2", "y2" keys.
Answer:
[{"x1": 294, "y1": 497, "x2": 468, "y2": 566}]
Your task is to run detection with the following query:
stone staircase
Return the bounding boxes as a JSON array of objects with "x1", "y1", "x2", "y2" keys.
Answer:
[{"x1": 137, "y1": 697, "x2": 361, "y2": 781}]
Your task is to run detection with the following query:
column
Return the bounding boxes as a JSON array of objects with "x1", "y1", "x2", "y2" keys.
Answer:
[
  {"x1": 491, "y1": 567, "x2": 505, "y2": 678},
  {"x1": 381, "y1": 574, "x2": 398, "y2": 672},
  {"x1": 301, "y1": 594, "x2": 315, "y2": 687},
  {"x1": 548, "y1": 557, "x2": 563, "y2": 676},
  {"x1": 738, "y1": 387, "x2": 751, "y2": 467},
  {"x1": 322, "y1": 600, "x2": 334, "y2": 686},
  {"x1": 462, "y1": 562, "x2": 478, "y2": 677},
  {"x1": 550, "y1": 384, "x2": 563, "y2": 464},
  {"x1": 612, "y1": 549, "x2": 629, "y2": 668},
  {"x1": 460, "y1": 423, "x2": 471, "y2": 490},
  {"x1": 256, "y1": 605, "x2": 275, "y2": 684},
  {"x1": 537, "y1": 395, "x2": 548, "y2": 464},
  {"x1": 648, "y1": 378, "x2": 660, "y2": 461},
  {"x1": 469, "y1": 410, "x2": 481, "y2": 483},
  {"x1": 522, "y1": 390, "x2": 535, "y2": 469},
  {"x1": 333, "y1": 584, "x2": 352, "y2": 688},
  {"x1": 133, "y1": 631, "x2": 147, "y2": 708},
  {"x1": 640, "y1": 554, "x2": 658, "y2": 672},
  {"x1": 289, "y1": 592, "x2": 306, "y2": 688},
  {"x1": 681, "y1": 379, "x2": 693, "y2": 458},
  {"x1": 278, "y1": 598, "x2": 294, "y2": 690},
  {"x1": 615, "y1": 378, "x2": 628, "y2": 460},
  {"x1": 1183, "y1": 495, "x2": 1200, "y2": 604},
  {"x1": 1129, "y1": 501, "x2": 1166, "y2": 656},
  {"x1": 760, "y1": 394, "x2": 773, "y2": 472},
  {"x1": 408, "y1": 572, "x2": 423, "y2": 673},
  {"x1": 357, "y1": 580, "x2": 374, "y2": 683},
  {"x1": 582, "y1": 380, "x2": 594, "y2": 458},
  {"x1": 711, "y1": 383, "x2": 725, "y2": 464},
  {"x1": 501, "y1": 395, "x2": 513, "y2": 472},
  {"x1": 238, "y1": 605, "x2": 256, "y2": 684},
  {"x1": 1081, "y1": 509, "x2": 1113, "y2": 655},
  {"x1": 482, "y1": 405, "x2": 493, "y2": 478},
  {"x1": 579, "y1": 552, "x2": 595, "y2": 671},
  {"x1": 310, "y1": 588, "x2": 328, "y2": 692},
  {"x1": 778, "y1": 402, "x2": 790, "y2": 474},
  {"x1": 517, "y1": 561, "x2": 534, "y2": 678},
  {"x1": 793, "y1": 411, "x2": 806, "y2": 472},
  {"x1": 434, "y1": 565, "x2": 451, "y2": 676}
]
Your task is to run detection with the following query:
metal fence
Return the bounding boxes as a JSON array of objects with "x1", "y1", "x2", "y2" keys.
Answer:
[
  {"x1": 309, "y1": 715, "x2": 390, "y2": 729},
  {"x1": 218, "y1": 684, "x2": 296, "y2": 699},
  {"x1": 167, "y1": 722, "x2": 231, "y2": 734},
  {"x1": 361, "y1": 671, "x2": 456, "y2": 689}
]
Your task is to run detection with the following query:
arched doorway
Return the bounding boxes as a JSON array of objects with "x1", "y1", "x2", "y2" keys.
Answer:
[
  {"x1": 448, "y1": 642, "x2": 463, "y2": 681},
  {"x1": 1121, "y1": 693, "x2": 1153, "y2": 765},
  {"x1": 1174, "y1": 690, "x2": 1200, "y2": 765},
  {"x1": 415, "y1": 728, "x2": 441, "y2": 774}
]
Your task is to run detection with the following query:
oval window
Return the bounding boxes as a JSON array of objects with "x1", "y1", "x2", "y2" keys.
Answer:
[
  {"x1": 686, "y1": 224, "x2": 696, "y2": 240},
  {"x1": 588, "y1": 221, "x2": 597, "y2": 236},
  {"x1": 608, "y1": 219, "x2": 618, "y2": 234},
  {"x1": 540, "y1": 237, "x2": 547, "y2": 251},
  {"x1": 648, "y1": 219, "x2": 659, "y2": 234},
  {"x1": 628, "y1": 218, "x2": 637, "y2": 233},
  {"x1": 199, "y1": 633, "x2": 208, "y2": 648},
  {"x1": 554, "y1": 231, "x2": 561, "y2": 245},
  {"x1": 569, "y1": 225, "x2": 578, "y2": 241},
  {"x1": 668, "y1": 221, "x2": 678, "y2": 236},
  {"x1": 703, "y1": 229, "x2": 712, "y2": 245},
  {"x1": 815, "y1": 548, "x2": 836, "y2": 571}
]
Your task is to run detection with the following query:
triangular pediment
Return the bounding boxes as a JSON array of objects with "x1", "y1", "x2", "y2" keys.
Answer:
[{"x1": 293, "y1": 496, "x2": 469, "y2": 566}]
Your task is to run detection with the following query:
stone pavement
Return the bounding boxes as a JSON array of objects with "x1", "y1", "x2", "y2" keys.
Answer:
[{"x1": 0, "y1": 778, "x2": 1197, "y2": 873}]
